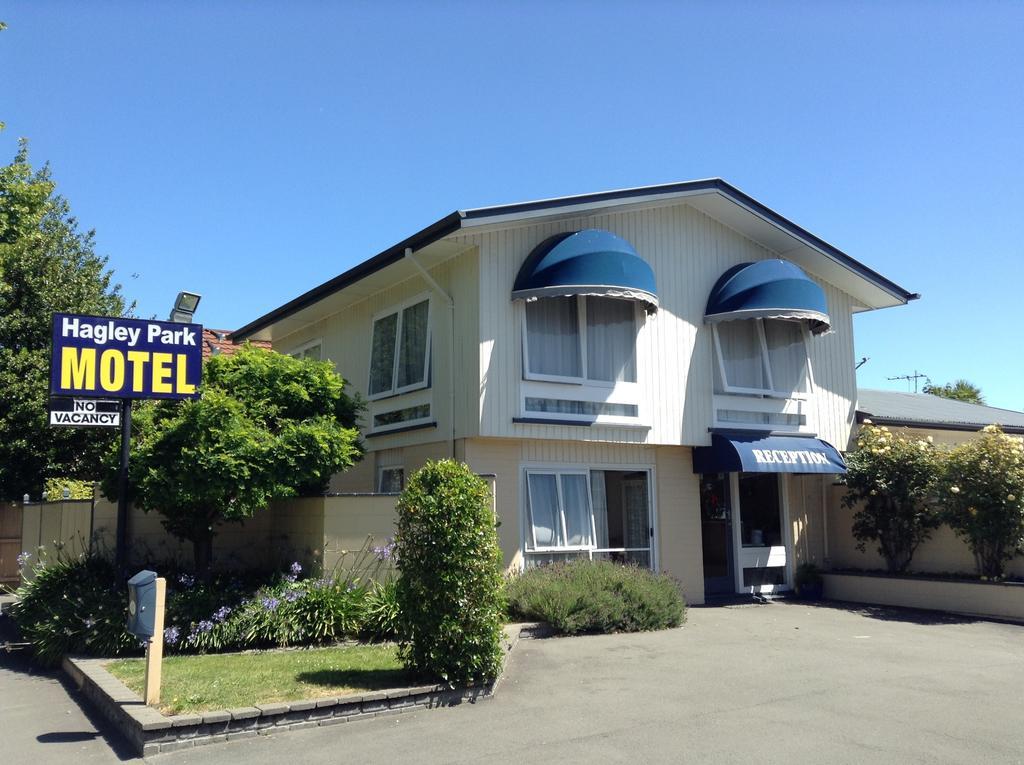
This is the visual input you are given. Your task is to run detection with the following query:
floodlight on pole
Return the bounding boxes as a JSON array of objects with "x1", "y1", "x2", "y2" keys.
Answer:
[{"x1": 170, "y1": 291, "x2": 202, "y2": 323}]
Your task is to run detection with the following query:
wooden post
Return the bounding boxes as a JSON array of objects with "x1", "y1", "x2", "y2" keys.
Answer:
[{"x1": 144, "y1": 577, "x2": 166, "y2": 706}]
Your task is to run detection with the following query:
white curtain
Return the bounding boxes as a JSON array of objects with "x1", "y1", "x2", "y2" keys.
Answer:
[
  {"x1": 586, "y1": 297, "x2": 637, "y2": 382},
  {"x1": 590, "y1": 471, "x2": 609, "y2": 548},
  {"x1": 368, "y1": 313, "x2": 398, "y2": 395},
  {"x1": 397, "y1": 299, "x2": 429, "y2": 388},
  {"x1": 623, "y1": 478, "x2": 649, "y2": 549},
  {"x1": 526, "y1": 297, "x2": 581, "y2": 377},
  {"x1": 764, "y1": 320, "x2": 808, "y2": 393},
  {"x1": 560, "y1": 474, "x2": 592, "y2": 546},
  {"x1": 527, "y1": 473, "x2": 561, "y2": 548},
  {"x1": 717, "y1": 320, "x2": 766, "y2": 390}
]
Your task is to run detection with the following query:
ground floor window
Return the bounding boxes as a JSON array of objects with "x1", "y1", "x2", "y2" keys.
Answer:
[
  {"x1": 377, "y1": 466, "x2": 404, "y2": 493},
  {"x1": 524, "y1": 468, "x2": 652, "y2": 569}
]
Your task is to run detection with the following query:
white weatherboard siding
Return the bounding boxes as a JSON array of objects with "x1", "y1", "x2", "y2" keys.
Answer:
[
  {"x1": 462, "y1": 201, "x2": 858, "y2": 448},
  {"x1": 271, "y1": 247, "x2": 481, "y2": 454}
]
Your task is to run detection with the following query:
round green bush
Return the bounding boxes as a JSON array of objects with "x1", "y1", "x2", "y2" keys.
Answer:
[
  {"x1": 506, "y1": 559, "x2": 686, "y2": 635},
  {"x1": 393, "y1": 460, "x2": 505, "y2": 685}
]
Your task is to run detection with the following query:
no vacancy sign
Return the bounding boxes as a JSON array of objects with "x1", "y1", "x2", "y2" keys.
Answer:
[{"x1": 49, "y1": 398, "x2": 121, "y2": 427}]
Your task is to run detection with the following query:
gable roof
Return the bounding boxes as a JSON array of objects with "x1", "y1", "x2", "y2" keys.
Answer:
[
  {"x1": 235, "y1": 179, "x2": 918, "y2": 341},
  {"x1": 202, "y1": 328, "x2": 271, "y2": 360},
  {"x1": 856, "y1": 388, "x2": 1024, "y2": 434}
]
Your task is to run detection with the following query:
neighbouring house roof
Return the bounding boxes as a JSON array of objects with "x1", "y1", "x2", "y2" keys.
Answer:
[
  {"x1": 202, "y1": 328, "x2": 271, "y2": 360},
  {"x1": 856, "y1": 388, "x2": 1024, "y2": 434},
  {"x1": 234, "y1": 179, "x2": 919, "y2": 342}
]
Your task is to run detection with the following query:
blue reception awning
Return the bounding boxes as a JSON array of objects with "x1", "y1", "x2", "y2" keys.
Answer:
[
  {"x1": 704, "y1": 259, "x2": 830, "y2": 334},
  {"x1": 512, "y1": 229, "x2": 659, "y2": 311},
  {"x1": 693, "y1": 432, "x2": 847, "y2": 474}
]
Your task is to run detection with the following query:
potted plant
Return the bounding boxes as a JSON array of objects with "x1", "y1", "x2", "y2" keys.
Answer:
[{"x1": 794, "y1": 562, "x2": 824, "y2": 600}]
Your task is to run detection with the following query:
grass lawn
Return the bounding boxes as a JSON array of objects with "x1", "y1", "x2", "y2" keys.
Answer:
[{"x1": 106, "y1": 643, "x2": 411, "y2": 715}]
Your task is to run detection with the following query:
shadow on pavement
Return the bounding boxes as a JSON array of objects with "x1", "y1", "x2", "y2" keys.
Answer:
[{"x1": 1, "y1": 609, "x2": 139, "y2": 761}]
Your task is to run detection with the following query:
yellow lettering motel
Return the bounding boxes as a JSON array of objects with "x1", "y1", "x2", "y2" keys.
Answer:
[{"x1": 59, "y1": 347, "x2": 197, "y2": 396}]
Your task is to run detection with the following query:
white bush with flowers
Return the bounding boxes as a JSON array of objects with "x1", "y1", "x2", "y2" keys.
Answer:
[
  {"x1": 842, "y1": 422, "x2": 942, "y2": 573},
  {"x1": 938, "y1": 425, "x2": 1024, "y2": 578}
]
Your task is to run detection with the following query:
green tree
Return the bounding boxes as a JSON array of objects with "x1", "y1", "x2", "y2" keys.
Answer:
[
  {"x1": 842, "y1": 423, "x2": 942, "y2": 573},
  {"x1": 923, "y1": 379, "x2": 984, "y2": 405},
  {"x1": 0, "y1": 140, "x2": 130, "y2": 500},
  {"x1": 938, "y1": 426, "x2": 1024, "y2": 578},
  {"x1": 102, "y1": 345, "x2": 363, "y2": 576},
  {"x1": 393, "y1": 460, "x2": 505, "y2": 685}
]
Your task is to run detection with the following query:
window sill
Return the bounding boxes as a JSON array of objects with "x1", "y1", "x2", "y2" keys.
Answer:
[
  {"x1": 365, "y1": 420, "x2": 437, "y2": 438},
  {"x1": 513, "y1": 417, "x2": 651, "y2": 429}
]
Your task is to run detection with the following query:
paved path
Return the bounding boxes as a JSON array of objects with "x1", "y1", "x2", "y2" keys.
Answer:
[{"x1": 4, "y1": 601, "x2": 1024, "y2": 763}]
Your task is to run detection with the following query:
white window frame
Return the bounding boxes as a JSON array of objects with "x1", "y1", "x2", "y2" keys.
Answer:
[
  {"x1": 368, "y1": 388, "x2": 433, "y2": 434},
  {"x1": 712, "y1": 319, "x2": 814, "y2": 400},
  {"x1": 376, "y1": 466, "x2": 405, "y2": 493},
  {"x1": 367, "y1": 293, "x2": 432, "y2": 401},
  {"x1": 521, "y1": 296, "x2": 640, "y2": 388},
  {"x1": 520, "y1": 463, "x2": 658, "y2": 570},
  {"x1": 288, "y1": 338, "x2": 323, "y2": 360}
]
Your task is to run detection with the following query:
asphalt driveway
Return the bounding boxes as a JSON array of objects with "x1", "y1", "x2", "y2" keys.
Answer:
[{"x1": 5, "y1": 601, "x2": 1024, "y2": 763}]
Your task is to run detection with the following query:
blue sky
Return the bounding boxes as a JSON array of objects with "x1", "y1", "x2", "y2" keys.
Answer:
[{"x1": 3, "y1": 2, "x2": 1022, "y2": 408}]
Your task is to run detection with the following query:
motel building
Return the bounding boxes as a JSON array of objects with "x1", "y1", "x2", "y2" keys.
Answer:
[{"x1": 234, "y1": 180, "x2": 916, "y2": 605}]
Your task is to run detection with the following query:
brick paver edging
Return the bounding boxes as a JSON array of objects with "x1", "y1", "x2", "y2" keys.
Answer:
[{"x1": 62, "y1": 623, "x2": 542, "y2": 756}]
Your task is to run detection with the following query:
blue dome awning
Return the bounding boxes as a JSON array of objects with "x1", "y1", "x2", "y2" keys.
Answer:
[
  {"x1": 512, "y1": 229, "x2": 658, "y2": 311},
  {"x1": 693, "y1": 432, "x2": 847, "y2": 475},
  {"x1": 705, "y1": 259, "x2": 830, "y2": 334}
]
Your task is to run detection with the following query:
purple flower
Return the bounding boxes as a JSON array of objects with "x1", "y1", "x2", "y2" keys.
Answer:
[
  {"x1": 164, "y1": 626, "x2": 181, "y2": 645},
  {"x1": 372, "y1": 539, "x2": 395, "y2": 561},
  {"x1": 197, "y1": 620, "x2": 214, "y2": 633},
  {"x1": 212, "y1": 606, "x2": 232, "y2": 623},
  {"x1": 284, "y1": 589, "x2": 305, "y2": 603},
  {"x1": 82, "y1": 616, "x2": 96, "y2": 629},
  {"x1": 16, "y1": 551, "x2": 31, "y2": 567},
  {"x1": 290, "y1": 561, "x2": 302, "y2": 576},
  {"x1": 261, "y1": 596, "x2": 280, "y2": 612},
  {"x1": 178, "y1": 573, "x2": 195, "y2": 588}
]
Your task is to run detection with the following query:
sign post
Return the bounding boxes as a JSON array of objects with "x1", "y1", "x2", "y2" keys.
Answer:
[
  {"x1": 145, "y1": 576, "x2": 166, "y2": 706},
  {"x1": 126, "y1": 570, "x2": 166, "y2": 706},
  {"x1": 49, "y1": 313, "x2": 203, "y2": 568}
]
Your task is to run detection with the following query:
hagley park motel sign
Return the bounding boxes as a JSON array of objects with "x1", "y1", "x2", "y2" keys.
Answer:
[
  {"x1": 49, "y1": 312, "x2": 203, "y2": 565},
  {"x1": 50, "y1": 313, "x2": 202, "y2": 401}
]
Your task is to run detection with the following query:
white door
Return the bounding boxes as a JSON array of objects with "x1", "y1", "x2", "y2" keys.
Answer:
[{"x1": 732, "y1": 473, "x2": 791, "y2": 594}]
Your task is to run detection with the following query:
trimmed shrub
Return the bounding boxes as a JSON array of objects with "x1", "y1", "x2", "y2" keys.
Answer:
[
  {"x1": 393, "y1": 460, "x2": 505, "y2": 685},
  {"x1": 506, "y1": 559, "x2": 685, "y2": 635}
]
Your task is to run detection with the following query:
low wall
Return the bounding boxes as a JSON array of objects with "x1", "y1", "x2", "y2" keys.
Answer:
[
  {"x1": 321, "y1": 494, "x2": 398, "y2": 574},
  {"x1": 19, "y1": 500, "x2": 94, "y2": 577},
  {"x1": 823, "y1": 572, "x2": 1024, "y2": 622}
]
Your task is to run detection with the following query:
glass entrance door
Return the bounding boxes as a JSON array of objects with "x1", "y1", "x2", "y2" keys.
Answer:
[
  {"x1": 734, "y1": 473, "x2": 789, "y2": 594},
  {"x1": 700, "y1": 473, "x2": 734, "y2": 597}
]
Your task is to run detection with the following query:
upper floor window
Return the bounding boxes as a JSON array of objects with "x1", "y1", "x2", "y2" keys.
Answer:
[
  {"x1": 523, "y1": 296, "x2": 638, "y2": 384},
  {"x1": 368, "y1": 296, "x2": 430, "y2": 399},
  {"x1": 713, "y1": 319, "x2": 809, "y2": 397},
  {"x1": 289, "y1": 340, "x2": 322, "y2": 361}
]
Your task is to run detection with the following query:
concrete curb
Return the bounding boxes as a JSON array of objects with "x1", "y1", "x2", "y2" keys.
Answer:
[{"x1": 63, "y1": 623, "x2": 545, "y2": 756}]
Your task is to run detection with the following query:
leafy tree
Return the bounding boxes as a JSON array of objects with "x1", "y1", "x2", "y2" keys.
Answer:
[
  {"x1": 938, "y1": 425, "x2": 1024, "y2": 578},
  {"x1": 394, "y1": 460, "x2": 505, "y2": 685},
  {"x1": 842, "y1": 423, "x2": 942, "y2": 573},
  {"x1": 923, "y1": 379, "x2": 984, "y2": 405},
  {"x1": 102, "y1": 345, "x2": 363, "y2": 576},
  {"x1": 0, "y1": 140, "x2": 130, "y2": 500}
]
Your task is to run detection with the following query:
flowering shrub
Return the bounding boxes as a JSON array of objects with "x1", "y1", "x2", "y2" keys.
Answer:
[
  {"x1": 10, "y1": 538, "x2": 400, "y2": 665},
  {"x1": 938, "y1": 425, "x2": 1024, "y2": 578},
  {"x1": 394, "y1": 460, "x2": 505, "y2": 685},
  {"x1": 842, "y1": 423, "x2": 942, "y2": 573}
]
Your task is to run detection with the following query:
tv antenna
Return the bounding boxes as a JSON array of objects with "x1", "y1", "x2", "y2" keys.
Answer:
[{"x1": 887, "y1": 370, "x2": 930, "y2": 393}]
